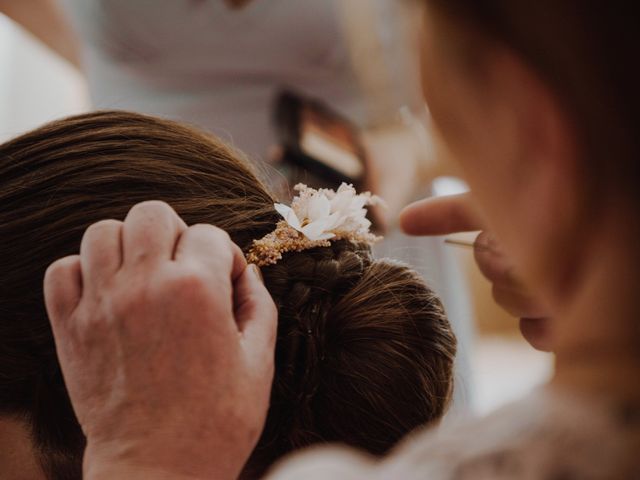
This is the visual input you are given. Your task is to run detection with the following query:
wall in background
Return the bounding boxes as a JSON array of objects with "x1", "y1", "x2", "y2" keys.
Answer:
[{"x1": 0, "y1": 13, "x2": 88, "y2": 142}]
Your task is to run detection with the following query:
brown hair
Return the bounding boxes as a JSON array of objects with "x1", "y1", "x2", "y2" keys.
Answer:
[
  {"x1": 423, "y1": 0, "x2": 639, "y2": 220},
  {"x1": 0, "y1": 111, "x2": 456, "y2": 479}
]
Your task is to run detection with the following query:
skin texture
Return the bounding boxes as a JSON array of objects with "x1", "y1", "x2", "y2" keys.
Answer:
[
  {"x1": 44, "y1": 201, "x2": 277, "y2": 480},
  {"x1": 399, "y1": 193, "x2": 553, "y2": 351},
  {"x1": 415, "y1": 7, "x2": 640, "y2": 403}
]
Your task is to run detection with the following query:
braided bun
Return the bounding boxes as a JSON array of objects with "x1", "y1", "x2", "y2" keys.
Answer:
[
  {"x1": 265, "y1": 240, "x2": 371, "y2": 313},
  {"x1": 245, "y1": 242, "x2": 457, "y2": 478},
  {"x1": 262, "y1": 241, "x2": 371, "y2": 422}
]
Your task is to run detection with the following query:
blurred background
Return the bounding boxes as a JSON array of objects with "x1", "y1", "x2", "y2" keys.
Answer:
[{"x1": 0, "y1": 1, "x2": 552, "y2": 417}]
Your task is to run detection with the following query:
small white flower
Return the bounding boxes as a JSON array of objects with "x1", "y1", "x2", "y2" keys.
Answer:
[
  {"x1": 274, "y1": 198, "x2": 336, "y2": 241},
  {"x1": 275, "y1": 183, "x2": 377, "y2": 241}
]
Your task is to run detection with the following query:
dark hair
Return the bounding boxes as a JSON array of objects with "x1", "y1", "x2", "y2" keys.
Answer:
[
  {"x1": 423, "y1": 0, "x2": 639, "y2": 219},
  {"x1": 0, "y1": 111, "x2": 456, "y2": 479}
]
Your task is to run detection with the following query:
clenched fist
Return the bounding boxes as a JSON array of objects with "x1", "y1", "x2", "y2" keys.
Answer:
[{"x1": 44, "y1": 201, "x2": 277, "y2": 480}]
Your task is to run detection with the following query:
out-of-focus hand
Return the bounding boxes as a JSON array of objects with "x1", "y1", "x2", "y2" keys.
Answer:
[
  {"x1": 44, "y1": 201, "x2": 277, "y2": 480},
  {"x1": 400, "y1": 193, "x2": 553, "y2": 351}
]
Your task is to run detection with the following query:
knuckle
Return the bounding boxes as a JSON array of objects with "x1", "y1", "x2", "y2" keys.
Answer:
[
  {"x1": 84, "y1": 219, "x2": 121, "y2": 241},
  {"x1": 88, "y1": 218, "x2": 121, "y2": 232},
  {"x1": 78, "y1": 307, "x2": 109, "y2": 338},
  {"x1": 190, "y1": 223, "x2": 231, "y2": 242},
  {"x1": 109, "y1": 277, "x2": 152, "y2": 316},
  {"x1": 162, "y1": 265, "x2": 211, "y2": 297},
  {"x1": 108, "y1": 294, "x2": 150, "y2": 329},
  {"x1": 45, "y1": 256, "x2": 74, "y2": 281},
  {"x1": 105, "y1": 290, "x2": 131, "y2": 320},
  {"x1": 130, "y1": 200, "x2": 175, "y2": 219}
]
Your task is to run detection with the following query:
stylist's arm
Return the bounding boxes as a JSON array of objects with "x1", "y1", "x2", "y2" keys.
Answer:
[{"x1": 43, "y1": 201, "x2": 277, "y2": 480}]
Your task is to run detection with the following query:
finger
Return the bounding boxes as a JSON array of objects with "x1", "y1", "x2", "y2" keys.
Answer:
[
  {"x1": 79, "y1": 219, "x2": 123, "y2": 289},
  {"x1": 473, "y1": 232, "x2": 520, "y2": 287},
  {"x1": 491, "y1": 284, "x2": 550, "y2": 319},
  {"x1": 520, "y1": 317, "x2": 553, "y2": 352},
  {"x1": 399, "y1": 193, "x2": 484, "y2": 236},
  {"x1": 44, "y1": 255, "x2": 83, "y2": 325},
  {"x1": 174, "y1": 224, "x2": 246, "y2": 281},
  {"x1": 122, "y1": 201, "x2": 187, "y2": 267},
  {"x1": 235, "y1": 264, "x2": 277, "y2": 363}
]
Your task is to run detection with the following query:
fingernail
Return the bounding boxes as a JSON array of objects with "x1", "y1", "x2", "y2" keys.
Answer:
[{"x1": 249, "y1": 264, "x2": 264, "y2": 284}]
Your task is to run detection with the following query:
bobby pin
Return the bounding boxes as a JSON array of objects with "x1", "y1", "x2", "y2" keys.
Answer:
[{"x1": 444, "y1": 237, "x2": 491, "y2": 253}]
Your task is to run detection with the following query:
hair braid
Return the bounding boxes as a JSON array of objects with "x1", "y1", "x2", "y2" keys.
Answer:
[{"x1": 262, "y1": 241, "x2": 372, "y2": 439}]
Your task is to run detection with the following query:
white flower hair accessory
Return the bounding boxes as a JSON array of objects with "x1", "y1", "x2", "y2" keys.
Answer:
[{"x1": 246, "y1": 183, "x2": 383, "y2": 267}]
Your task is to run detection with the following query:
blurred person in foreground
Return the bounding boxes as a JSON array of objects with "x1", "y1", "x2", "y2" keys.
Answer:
[{"x1": 23, "y1": 0, "x2": 640, "y2": 479}]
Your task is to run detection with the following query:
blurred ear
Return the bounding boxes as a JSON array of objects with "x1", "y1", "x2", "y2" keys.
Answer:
[
  {"x1": 488, "y1": 48, "x2": 581, "y2": 295},
  {"x1": 498, "y1": 50, "x2": 577, "y2": 214}
]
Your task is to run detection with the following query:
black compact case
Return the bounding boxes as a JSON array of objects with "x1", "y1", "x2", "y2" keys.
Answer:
[{"x1": 273, "y1": 90, "x2": 368, "y2": 190}]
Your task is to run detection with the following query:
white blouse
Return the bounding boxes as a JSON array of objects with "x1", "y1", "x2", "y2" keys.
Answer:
[
  {"x1": 59, "y1": 0, "x2": 366, "y2": 161},
  {"x1": 58, "y1": 0, "x2": 426, "y2": 161}
]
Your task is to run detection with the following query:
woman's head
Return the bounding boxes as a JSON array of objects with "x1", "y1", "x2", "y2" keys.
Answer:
[
  {"x1": 418, "y1": 1, "x2": 639, "y2": 309},
  {"x1": 0, "y1": 111, "x2": 456, "y2": 479}
]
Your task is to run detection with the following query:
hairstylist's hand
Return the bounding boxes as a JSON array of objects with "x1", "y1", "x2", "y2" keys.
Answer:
[
  {"x1": 43, "y1": 201, "x2": 277, "y2": 480},
  {"x1": 400, "y1": 193, "x2": 553, "y2": 351}
]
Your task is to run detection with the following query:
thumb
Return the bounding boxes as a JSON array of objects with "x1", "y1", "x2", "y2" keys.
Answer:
[
  {"x1": 235, "y1": 264, "x2": 277, "y2": 360},
  {"x1": 44, "y1": 255, "x2": 83, "y2": 327},
  {"x1": 399, "y1": 192, "x2": 484, "y2": 236}
]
